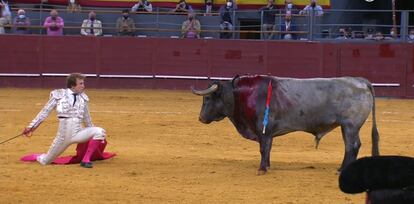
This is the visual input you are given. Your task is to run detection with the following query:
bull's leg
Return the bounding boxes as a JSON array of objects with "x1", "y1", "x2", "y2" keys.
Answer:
[
  {"x1": 339, "y1": 124, "x2": 361, "y2": 172},
  {"x1": 266, "y1": 137, "x2": 273, "y2": 169},
  {"x1": 258, "y1": 135, "x2": 273, "y2": 175}
]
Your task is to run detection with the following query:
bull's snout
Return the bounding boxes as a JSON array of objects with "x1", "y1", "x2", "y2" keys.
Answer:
[{"x1": 199, "y1": 116, "x2": 210, "y2": 124}]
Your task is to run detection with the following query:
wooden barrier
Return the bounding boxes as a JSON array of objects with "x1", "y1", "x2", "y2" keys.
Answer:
[{"x1": 0, "y1": 35, "x2": 413, "y2": 97}]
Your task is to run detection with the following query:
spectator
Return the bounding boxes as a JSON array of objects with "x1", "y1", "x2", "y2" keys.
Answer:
[
  {"x1": 67, "y1": 0, "x2": 81, "y2": 13},
  {"x1": 281, "y1": 12, "x2": 295, "y2": 40},
  {"x1": 131, "y1": 0, "x2": 153, "y2": 12},
  {"x1": 299, "y1": 0, "x2": 323, "y2": 16},
  {"x1": 219, "y1": 0, "x2": 236, "y2": 39},
  {"x1": 204, "y1": 0, "x2": 213, "y2": 16},
  {"x1": 172, "y1": 0, "x2": 193, "y2": 13},
  {"x1": 0, "y1": 0, "x2": 11, "y2": 34},
  {"x1": 13, "y1": 9, "x2": 31, "y2": 34},
  {"x1": 116, "y1": 9, "x2": 135, "y2": 36},
  {"x1": 388, "y1": 27, "x2": 398, "y2": 39},
  {"x1": 181, "y1": 12, "x2": 201, "y2": 39},
  {"x1": 284, "y1": 0, "x2": 295, "y2": 13},
  {"x1": 43, "y1": 9, "x2": 64, "y2": 36},
  {"x1": 373, "y1": 31, "x2": 384, "y2": 41},
  {"x1": 364, "y1": 28, "x2": 374, "y2": 40},
  {"x1": 260, "y1": 0, "x2": 277, "y2": 40},
  {"x1": 408, "y1": 29, "x2": 414, "y2": 42},
  {"x1": 81, "y1": 11, "x2": 102, "y2": 36},
  {"x1": 1, "y1": 0, "x2": 11, "y2": 25},
  {"x1": 336, "y1": 28, "x2": 348, "y2": 40}
]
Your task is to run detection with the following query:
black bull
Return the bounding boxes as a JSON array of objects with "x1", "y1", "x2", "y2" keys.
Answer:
[{"x1": 192, "y1": 75, "x2": 379, "y2": 174}]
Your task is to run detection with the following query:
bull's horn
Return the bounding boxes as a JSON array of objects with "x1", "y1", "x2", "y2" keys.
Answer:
[{"x1": 191, "y1": 84, "x2": 218, "y2": 96}]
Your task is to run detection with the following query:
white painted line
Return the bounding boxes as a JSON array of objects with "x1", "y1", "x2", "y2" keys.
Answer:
[
  {"x1": 0, "y1": 73, "x2": 40, "y2": 77},
  {"x1": 372, "y1": 83, "x2": 400, "y2": 87},
  {"x1": 90, "y1": 110, "x2": 185, "y2": 114},
  {"x1": 210, "y1": 77, "x2": 233, "y2": 80},
  {"x1": 42, "y1": 73, "x2": 98, "y2": 77},
  {"x1": 154, "y1": 75, "x2": 208, "y2": 80},
  {"x1": 99, "y1": 74, "x2": 153, "y2": 79}
]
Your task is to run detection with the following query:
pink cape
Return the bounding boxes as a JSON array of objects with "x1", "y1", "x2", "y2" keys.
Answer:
[{"x1": 20, "y1": 139, "x2": 116, "y2": 164}]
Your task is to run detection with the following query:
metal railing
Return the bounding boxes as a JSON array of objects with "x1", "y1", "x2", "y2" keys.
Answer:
[{"x1": 2, "y1": 4, "x2": 414, "y2": 42}]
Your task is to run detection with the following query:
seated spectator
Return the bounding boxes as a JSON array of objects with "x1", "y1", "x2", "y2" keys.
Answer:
[
  {"x1": 281, "y1": 12, "x2": 296, "y2": 40},
  {"x1": 172, "y1": 0, "x2": 193, "y2": 13},
  {"x1": 67, "y1": 0, "x2": 81, "y2": 13},
  {"x1": 408, "y1": 29, "x2": 414, "y2": 42},
  {"x1": 219, "y1": 0, "x2": 236, "y2": 39},
  {"x1": 204, "y1": 0, "x2": 213, "y2": 16},
  {"x1": 336, "y1": 28, "x2": 348, "y2": 39},
  {"x1": 13, "y1": 9, "x2": 31, "y2": 34},
  {"x1": 260, "y1": 0, "x2": 277, "y2": 40},
  {"x1": 131, "y1": 0, "x2": 153, "y2": 12},
  {"x1": 181, "y1": 12, "x2": 201, "y2": 39},
  {"x1": 299, "y1": 0, "x2": 323, "y2": 16},
  {"x1": 81, "y1": 11, "x2": 102, "y2": 36},
  {"x1": 116, "y1": 9, "x2": 135, "y2": 36},
  {"x1": 364, "y1": 28, "x2": 375, "y2": 40},
  {"x1": 373, "y1": 31, "x2": 384, "y2": 41},
  {"x1": 352, "y1": 31, "x2": 365, "y2": 39},
  {"x1": 284, "y1": 0, "x2": 295, "y2": 14},
  {"x1": 386, "y1": 27, "x2": 398, "y2": 40},
  {"x1": 43, "y1": 9, "x2": 64, "y2": 36}
]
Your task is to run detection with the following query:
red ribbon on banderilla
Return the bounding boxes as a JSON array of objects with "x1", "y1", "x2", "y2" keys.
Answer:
[{"x1": 262, "y1": 80, "x2": 272, "y2": 134}]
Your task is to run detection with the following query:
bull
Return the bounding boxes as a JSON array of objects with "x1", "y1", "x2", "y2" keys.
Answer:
[{"x1": 192, "y1": 75, "x2": 379, "y2": 174}]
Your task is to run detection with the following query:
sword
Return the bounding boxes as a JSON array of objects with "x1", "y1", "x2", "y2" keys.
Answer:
[{"x1": 0, "y1": 133, "x2": 24, "y2": 145}]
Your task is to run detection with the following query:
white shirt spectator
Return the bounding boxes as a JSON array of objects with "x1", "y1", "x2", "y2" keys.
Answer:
[{"x1": 300, "y1": 0, "x2": 323, "y2": 16}]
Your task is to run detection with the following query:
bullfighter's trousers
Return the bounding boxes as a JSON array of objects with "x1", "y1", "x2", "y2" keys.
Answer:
[{"x1": 37, "y1": 117, "x2": 106, "y2": 165}]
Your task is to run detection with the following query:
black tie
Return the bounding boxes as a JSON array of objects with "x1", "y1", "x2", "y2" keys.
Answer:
[
  {"x1": 73, "y1": 93, "x2": 77, "y2": 106},
  {"x1": 90, "y1": 20, "x2": 94, "y2": 35}
]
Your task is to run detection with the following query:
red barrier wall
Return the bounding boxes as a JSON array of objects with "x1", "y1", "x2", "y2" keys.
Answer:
[{"x1": 1, "y1": 35, "x2": 413, "y2": 98}]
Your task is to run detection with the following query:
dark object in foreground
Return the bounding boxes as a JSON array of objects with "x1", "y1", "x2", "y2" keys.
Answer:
[{"x1": 339, "y1": 156, "x2": 414, "y2": 204}]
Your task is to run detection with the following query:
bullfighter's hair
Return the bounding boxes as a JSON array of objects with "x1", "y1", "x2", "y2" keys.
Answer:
[{"x1": 339, "y1": 156, "x2": 414, "y2": 194}]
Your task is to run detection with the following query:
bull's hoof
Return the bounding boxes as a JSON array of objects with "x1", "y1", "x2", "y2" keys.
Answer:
[{"x1": 257, "y1": 169, "x2": 267, "y2": 175}]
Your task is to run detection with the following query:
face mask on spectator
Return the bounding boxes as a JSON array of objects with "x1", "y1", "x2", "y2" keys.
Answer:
[
  {"x1": 226, "y1": 2, "x2": 232, "y2": 7},
  {"x1": 287, "y1": 3, "x2": 292, "y2": 9},
  {"x1": 18, "y1": 14, "x2": 25, "y2": 19},
  {"x1": 409, "y1": 35, "x2": 414, "y2": 40}
]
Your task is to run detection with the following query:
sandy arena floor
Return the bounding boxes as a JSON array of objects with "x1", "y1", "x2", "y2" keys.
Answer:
[{"x1": 0, "y1": 88, "x2": 413, "y2": 204}]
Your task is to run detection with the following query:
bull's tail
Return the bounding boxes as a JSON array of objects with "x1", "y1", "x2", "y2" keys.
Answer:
[{"x1": 368, "y1": 82, "x2": 380, "y2": 156}]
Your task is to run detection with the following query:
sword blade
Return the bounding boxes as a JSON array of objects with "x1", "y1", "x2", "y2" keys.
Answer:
[{"x1": 0, "y1": 133, "x2": 23, "y2": 145}]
